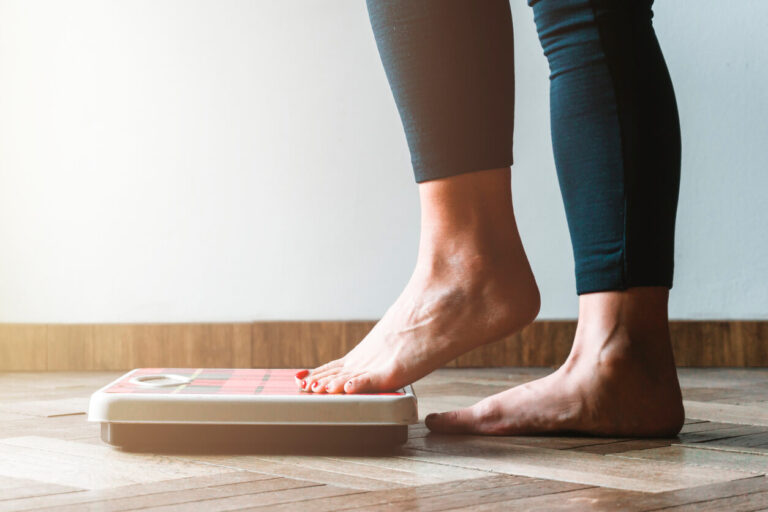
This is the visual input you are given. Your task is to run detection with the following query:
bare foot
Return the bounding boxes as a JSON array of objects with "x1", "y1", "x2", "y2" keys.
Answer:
[
  {"x1": 296, "y1": 168, "x2": 540, "y2": 394},
  {"x1": 425, "y1": 288, "x2": 685, "y2": 437}
]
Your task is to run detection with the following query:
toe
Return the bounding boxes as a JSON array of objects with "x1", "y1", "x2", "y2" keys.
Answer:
[
  {"x1": 343, "y1": 372, "x2": 390, "y2": 394},
  {"x1": 425, "y1": 408, "x2": 480, "y2": 434},
  {"x1": 313, "y1": 372, "x2": 351, "y2": 394},
  {"x1": 425, "y1": 400, "x2": 500, "y2": 434},
  {"x1": 304, "y1": 366, "x2": 344, "y2": 392},
  {"x1": 309, "y1": 378, "x2": 329, "y2": 393},
  {"x1": 295, "y1": 375, "x2": 309, "y2": 391},
  {"x1": 324, "y1": 374, "x2": 354, "y2": 394}
]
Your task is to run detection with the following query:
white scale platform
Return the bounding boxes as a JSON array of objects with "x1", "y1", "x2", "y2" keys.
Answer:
[{"x1": 88, "y1": 368, "x2": 419, "y2": 452}]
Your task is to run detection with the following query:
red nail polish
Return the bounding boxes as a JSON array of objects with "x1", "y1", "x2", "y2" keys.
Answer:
[
  {"x1": 325, "y1": 385, "x2": 331, "y2": 392},
  {"x1": 301, "y1": 380, "x2": 306, "y2": 388},
  {"x1": 312, "y1": 381, "x2": 319, "y2": 389},
  {"x1": 295, "y1": 369, "x2": 309, "y2": 379}
]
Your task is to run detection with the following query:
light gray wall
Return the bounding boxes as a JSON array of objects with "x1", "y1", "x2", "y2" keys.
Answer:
[{"x1": 0, "y1": 0, "x2": 765, "y2": 322}]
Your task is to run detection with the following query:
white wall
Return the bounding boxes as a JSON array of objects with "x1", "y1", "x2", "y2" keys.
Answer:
[{"x1": 0, "y1": 0, "x2": 765, "y2": 322}]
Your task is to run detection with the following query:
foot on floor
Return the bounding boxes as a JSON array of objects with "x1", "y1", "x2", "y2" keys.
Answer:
[{"x1": 425, "y1": 289, "x2": 685, "y2": 437}]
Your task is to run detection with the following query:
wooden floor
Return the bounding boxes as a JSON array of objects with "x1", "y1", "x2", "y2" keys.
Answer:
[{"x1": 1, "y1": 368, "x2": 768, "y2": 511}]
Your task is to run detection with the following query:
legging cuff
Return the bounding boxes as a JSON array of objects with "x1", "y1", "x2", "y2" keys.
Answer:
[
  {"x1": 414, "y1": 154, "x2": 513, "y2": 183},
  {"x1": 576, "y1": 269, "x2": 674, "y2": 295}
]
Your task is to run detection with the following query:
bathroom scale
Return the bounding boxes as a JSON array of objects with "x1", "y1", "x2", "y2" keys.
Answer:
[{"x1": 88, "y1": 368, "x2": 418, "y2": 453}]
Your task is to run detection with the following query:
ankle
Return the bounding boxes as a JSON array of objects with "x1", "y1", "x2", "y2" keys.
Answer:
[
  {"x1": 410, "y1": 236, "x2": 541, "y2": 329},
  {"x1": 566, "y1": 288, "x2": 679, "y2": 385},
  {"x1": 576, "y1": 288, "x2": 670, "y2": 338},
  {"x1": 416, "y1": 235, "x2": 520, "y2": 276},
  {"x1": 417, "y1": 167, "x2": 520, "y2": 253}
]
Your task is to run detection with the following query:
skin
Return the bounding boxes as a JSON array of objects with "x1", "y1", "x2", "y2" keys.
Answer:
[
  {"x1": 295, "y1": 166, "x2": 684, "y2": 437},
  {"x1": 426, "y1": 287, "x2": 684, "y2": 436}
]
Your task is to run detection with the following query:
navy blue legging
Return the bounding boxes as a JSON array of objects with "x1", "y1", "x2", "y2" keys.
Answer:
[{"x1": 365, "y1": 0, "x2": 681, "y2": 294}]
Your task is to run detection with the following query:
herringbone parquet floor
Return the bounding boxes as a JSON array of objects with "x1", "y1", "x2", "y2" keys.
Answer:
[{"x1": 1, "y1": 368, "x2": 767, "y2": 511}]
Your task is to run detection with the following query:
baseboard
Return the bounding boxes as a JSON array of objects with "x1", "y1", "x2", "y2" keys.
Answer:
[{"x1": 0, "y1": 321, "x2": 766, "y2": 371}]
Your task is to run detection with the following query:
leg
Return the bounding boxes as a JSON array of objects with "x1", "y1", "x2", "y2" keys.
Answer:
[
  {"x1": 296, "y1": 0, "x2": 540, "y2": 394},
  {"x1": 427, "y1": 0, "x2": 684, "y2": 436}
]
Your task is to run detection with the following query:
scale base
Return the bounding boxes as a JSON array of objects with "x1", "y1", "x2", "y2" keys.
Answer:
[{"x1": 101, "y1": 422, "x2": 409, "y2": 454}]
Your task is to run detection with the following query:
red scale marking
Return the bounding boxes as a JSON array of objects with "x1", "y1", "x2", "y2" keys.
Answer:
[{"x1": 104, "y1": 368, "x2": 404, "y2": 396}]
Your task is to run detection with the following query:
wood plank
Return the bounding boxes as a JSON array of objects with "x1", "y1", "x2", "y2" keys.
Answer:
[
  {"x1": 683, "y1": 385, "x2": 768, "y2": 404},
  {"x1": 684, "y1": 400, "x2": 768, "y2": 426},
  {"x1": 178, "y1": 456, "x2": 406, "y2": 491},
  {"x1": 679, "y1": 420, "x2": 755, "y2": 434},
  {"x1": 0, "y1": 324, "x2": 47, "y2": 371},
  {"x1": 0, "y1": 324, "x2": 253, "y2": 371},
  {"x1": 451, "y1": 486, "x2": 645, "y2": 512},
  {"x1": 646, "y1": 477, "x2": 768, "y2": 511},
  {"x1": 614, "y1": 445, "x2": 768, "y2": 475},
  {"x1": 0, "y1": 437, "x2": 227, "y2": 490},
  {"x1": 736, "y1": 321, "x2": 768, "y2": 369},
  {"x1": 47, "y1": 325, "x2": 96, "y2": 371},
  {"x1": 453, "y1": 321, "x2": 575, "y2": 367},
  {"x1": 2, "y1": 321, "x2": 767, "y2": 370},
  {"x1": 660, "y1": 490, "x2": 768, "y2": 511},
  {"x1": 187, "y1": 453, "x2": 492, "y2": 490},
  {"x1": 238, "y1": 475, "x2": 524, "y2": 512},
  {"x1": 671, "y1": 321, "x2": 739, "y2": 367},
  {"x1": 678, "y1": 424, "x2": 768, "y2": 444},
  {"x1": 407, "y1": 424, "x2": 431, "y2": 439},
  {"x1": 128, "y1": 324, "x2": 252, "y2": 368},
  {"x1": 406, "y1": 429, "x2": 632, "y2": 451},
  {"x1": 694, "y1": 431, "x2": 768, "y2": 451},
  {"x1": 0, "y1": 472, "x2": 265, "y2": 512},
  {"x1": 570, "y1": 439, "x2": 673, "y2": 455},
  {"x1": 402, "y1": 436, "x2": 755, "y2": 492},
  {"x1": 0, "y1": 414, "x2": 98, "y2": 441},
  {"x1": 320, "y1": 454, "x2": 493, "y2": 483},
  {"x1": 0, "y1": 475, "x2": 81, "y2": 502},
  {"x1": 228, "y1": 456, "x2": 452, "y2": 487},
  {"x1": 458, "y1": 476, "x2": 768, "y2": 512},
  {"x1": 0, "y1": 371, "x2": 119, "y2": 393},
  {"x1": 420, "y1": 367, "x2": 551, "y2": 384},
  {"x1": 55, "y1": 477, "x2": 319, "y2": 512},
  {"x1": 412, "y1": 381, "x2": 511, "y2": 398},
  {"x1": 251, "y1": 321, "x2": 376, "y2": 369},
  {"x1": 0, "y1": 398, "x2": 88, "y2": 417},
  {"x1": 361, "y1": 479, "x2": 589, "y2": 512},
  {"x1": 138, "y1": 483, "x2": 359, "y2": 512},
  {"x1": 0, "y1": 412, "x2": 31, "y2": 422},
  {"x1": 230, "y1": 323, "x2": 253, "y2": 368},
  {"x1": 252, "y1": 321, "x2": 338, "y2": 369},
  {"x1": 91, "y1": 325, "x2": 136, "y2": 371},
  {"x1": 677, "y1": 368, "x2": 768, "y2": 388}
]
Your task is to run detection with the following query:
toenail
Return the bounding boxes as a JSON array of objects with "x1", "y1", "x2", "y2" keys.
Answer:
[
  {"x1": 312, "y1": 382, "x2": 319, "y2": 389},
  {"x1": 295, "y1": 369, "x2": 309, "y2": 379},
  {"x1": 300, "y1": 380, "x2": 306, "y2": 388}
]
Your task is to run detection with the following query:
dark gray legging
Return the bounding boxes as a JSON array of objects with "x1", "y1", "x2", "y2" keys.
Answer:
[{"x1": 365, "y1": 0, "x2": 681, "y2": 295}]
